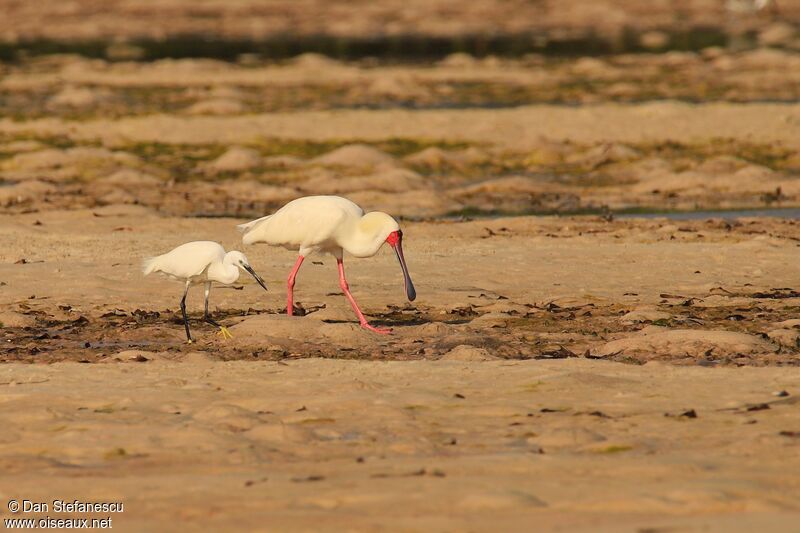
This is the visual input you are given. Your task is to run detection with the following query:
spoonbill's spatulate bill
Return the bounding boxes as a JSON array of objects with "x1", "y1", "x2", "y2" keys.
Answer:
[
  {"x1": 237, "y1": 195, "x2": 416, "y2": 334},
  {"x1": 143, "y1": 241, "x2": 268, "y2": 342}
]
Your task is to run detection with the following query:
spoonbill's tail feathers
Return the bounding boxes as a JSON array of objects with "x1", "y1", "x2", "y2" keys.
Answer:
[
  {"x1": 142, "y1": 256, "x2": 159, "y2": 276},
  {"x1": 237, "y1": 215, "x2": 271, "y2": 235}
]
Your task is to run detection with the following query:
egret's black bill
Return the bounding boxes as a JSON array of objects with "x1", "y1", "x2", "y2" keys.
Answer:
[
  {"x1": 391, "y1": 232, "x2": 416, "y2": 302},
  {"x1": 244, "y1": 265, "x2": 269, "y2": 292}
]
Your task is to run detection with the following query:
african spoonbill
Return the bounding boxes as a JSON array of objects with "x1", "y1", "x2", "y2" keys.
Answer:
[{"x1": 237, "y1": 196, "x2": 416, "y2": 334}]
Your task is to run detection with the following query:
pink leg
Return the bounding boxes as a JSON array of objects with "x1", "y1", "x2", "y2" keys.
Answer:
[
  {"x1": 337, "y1": 258, "x2": 391, "y2": 334},
  {"x1": 287, "y1": 255, "x2": 305, "y2": 316}
]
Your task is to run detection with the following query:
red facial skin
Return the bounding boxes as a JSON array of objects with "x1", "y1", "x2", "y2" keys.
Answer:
[
  {"x1": 385, "y1": 230, "x2": 416, "y2": 302},
  {"x1": 386, "y1": 230, "x2": 401, "y2": 246}
]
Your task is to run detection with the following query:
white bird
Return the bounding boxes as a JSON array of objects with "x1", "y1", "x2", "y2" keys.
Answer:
[
  {"x1": 143, "y1": 241, "x2": 268, "y2": 342},
  {"x1": 237, "y1": 196, "x2": 416, "y2": 334},
  {"x1": 725, "y1": 0, "x2": 776, "y2": 13}
]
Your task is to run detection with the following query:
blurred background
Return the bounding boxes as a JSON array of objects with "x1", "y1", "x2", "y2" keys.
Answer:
[
  {"x1": 1, "y1": 0, "x2": 799, "y2": 220},
  {"x1": 1, "y1": 0, "x2": 797, "y2": 58}
]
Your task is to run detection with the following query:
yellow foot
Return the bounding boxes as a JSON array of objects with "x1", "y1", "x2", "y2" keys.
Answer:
[{"x1": 216, "y1": 326, "x2": 234, "y2": 340}]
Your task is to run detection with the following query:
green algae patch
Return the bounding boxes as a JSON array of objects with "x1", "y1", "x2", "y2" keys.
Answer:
[{"x1": 593, "y1": 445, "x2": 633, "y2": 454}]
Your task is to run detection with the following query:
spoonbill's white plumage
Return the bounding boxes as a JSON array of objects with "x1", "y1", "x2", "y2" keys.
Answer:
[
  {"x1": 237, "y1": 195, "x2": 416, "y2": 334},
  {"x1": 725, "y1": 0, "x2": 776, "y2": 13},
  {"x1": 143, "y1": 241, "x2": 268, "y2": 342}
]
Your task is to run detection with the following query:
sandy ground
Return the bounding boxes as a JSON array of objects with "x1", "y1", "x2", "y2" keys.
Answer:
[
  {"x1": 2, "y1": 27, "x2": 800, "y2": 530},
  {"x1": 1, "y1": 207, "x2": 799, "y2": 533},
  {"x1": 1, "y1": 358, "x2": 799, "y2": 532}
]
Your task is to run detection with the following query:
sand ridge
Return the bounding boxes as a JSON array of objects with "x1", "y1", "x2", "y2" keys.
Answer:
[{"x1": 3, "y1": 102, "x2": 800, "y2": 147}]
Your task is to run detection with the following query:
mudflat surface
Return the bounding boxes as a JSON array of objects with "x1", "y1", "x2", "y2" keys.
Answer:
[{"x1": 2, "y1": 208, "x2": 800, "y2": 365}]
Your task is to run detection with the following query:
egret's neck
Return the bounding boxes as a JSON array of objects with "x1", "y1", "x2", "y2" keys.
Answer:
[{"x1": 207, "y1": 261, "x2": 239, "y2": 285}]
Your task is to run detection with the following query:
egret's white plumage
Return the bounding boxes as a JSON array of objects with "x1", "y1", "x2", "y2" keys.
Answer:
[
  {"x1": 238, "y1": 195, "x2": 415, "y2": 334},
  {"x1": 144, "y1": 241, "x2": 245, "y2": 284},
  {"x1": 144, "y1": 241, "x2": 268, "y2": 342}
]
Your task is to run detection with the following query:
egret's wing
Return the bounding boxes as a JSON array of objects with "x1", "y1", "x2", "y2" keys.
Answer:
[{"x1": 147, "y1": 241, "x2": 225, "y2": 279}]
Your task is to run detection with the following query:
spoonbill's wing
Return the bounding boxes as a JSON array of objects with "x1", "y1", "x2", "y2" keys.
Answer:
[{"x1": 240, "y1": 196, "x2": 362, "y2": 249}]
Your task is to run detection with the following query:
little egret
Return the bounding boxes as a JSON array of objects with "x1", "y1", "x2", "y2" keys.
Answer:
[
  {"x1": 237, "y1": 196, "x2": 416, "y2": 334},
  {"x1": 143, "y1": 241, "x2": 268, "y2": 342}
]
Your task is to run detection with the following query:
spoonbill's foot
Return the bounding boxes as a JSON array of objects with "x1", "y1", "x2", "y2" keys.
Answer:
[
  {"x1": 216, "y1": 326, "x2": 234, "y2": 340},
  {"x1": 360, "y1": 322, "x2": 392, "y2": 335},
  {"x1": 287, "y1": 303, "x2": 305, "y2": 316}
]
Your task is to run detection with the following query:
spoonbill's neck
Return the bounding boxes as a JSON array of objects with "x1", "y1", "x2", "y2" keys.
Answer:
[
  {"x1": 339, "y1": 228, "x2": 385, "y2": 258},
  {"x1": 337, "y1": 211, "x2": 400, "y2": 258}
]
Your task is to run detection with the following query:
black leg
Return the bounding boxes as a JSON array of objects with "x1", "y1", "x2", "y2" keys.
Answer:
[
  {"x1": 180, "y1": 281, "x2": 192, "y2": 342},
  {"x1": 203, "y1": 281, "x2": 219, "y2": 326},
  {"x1": 204, "y1": 315, "x2": 223, "y2": 327},
  {"x1": 203, "y1": 281, "x2": 232, "y2": 339}
]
